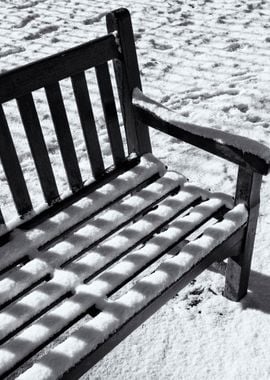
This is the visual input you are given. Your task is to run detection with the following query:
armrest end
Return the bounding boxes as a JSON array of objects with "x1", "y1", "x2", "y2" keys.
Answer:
[{"x1": 132, "y1": 88, "x2": 270, "y2": 175}]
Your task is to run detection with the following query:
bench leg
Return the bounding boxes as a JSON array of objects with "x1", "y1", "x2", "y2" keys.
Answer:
[{"x1": 224, "y1": 167, "x2": 262, "y2": 301}]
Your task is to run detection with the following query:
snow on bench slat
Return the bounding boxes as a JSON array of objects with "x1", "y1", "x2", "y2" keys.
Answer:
[
  {"x1": 133, "y1": 88, "x2": 270, "y2": 165},
  {"x1": 0, "y1": 270, "x2": 80, "y2": 341},
  {"x1": 0, "y1": 189, "x2": 227, "y2": 377},
  {"x1": 66, "y1": 182, "x2": 203, "y2": 281},
  {"x1": 0, "y1": 171, "x2": 184, "y2": 377},
  {"x1": 0, "y1": 171, "x2": 183, "y2": 343},
  {"x1": 83, "y1": 197, "x2": 227, "y2": 297},
  {"x1": 0, "y1": 183, "x2": 231, "y2": 348},
  {"x1": 0, "y1": 259, "x2": 51, "y2": 306},
  {"x1": 0, "y1": 154, "x2": 164, "y2": 271},
  {"x1": 3, "y1": 197, "x2": 237, "y2": 379},
  {"x1": 17, "y1": 204, "x2": 248, "y2": 380},
  {"x1": 0, "y1": 182, "x2": 198, "y2": 345},
  {"x1": 67, "y1": 184, "x2": 233, "y2": 283},
  {"x1": 37, "y1": 171, "x2": 185, "y2": 267}
]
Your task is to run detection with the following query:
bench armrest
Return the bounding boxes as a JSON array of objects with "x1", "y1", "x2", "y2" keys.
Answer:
[{"x1": 132, "y1": 88, "x2": 270, "y2": 175}]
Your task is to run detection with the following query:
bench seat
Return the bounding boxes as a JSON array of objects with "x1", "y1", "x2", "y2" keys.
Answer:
[
  {"x1": 0, "y1": 7, "x2": 269, "y2": 380},
  {"x1": 0, "y1": 154, "x2": 248, "y2": 379}
]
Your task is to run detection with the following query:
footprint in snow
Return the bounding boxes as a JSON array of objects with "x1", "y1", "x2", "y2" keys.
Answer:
[
  {"x1": 0, "y1": 46, "x2": 25, "y2": 58},
  {"x1": 24, "y1": 25, "x2": 58, "y2": 40},
  {"x1": 150, "y1": 39, "x2": 173, "y2": 51},
  {"x1": 15, "y1": 14, "x2": 39, "y2": 28},
  {"x1": 247, "y1": 114, "x2": 261, "y2": 123},
  {"x1": 226, "y1": 42, "x2": 241, "y2": 52}
]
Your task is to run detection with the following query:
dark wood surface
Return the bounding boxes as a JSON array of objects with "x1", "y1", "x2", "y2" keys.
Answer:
[
  {"x1": 95, "y1": 62, "x2": 125, "y2": 165},
  {"x1": 0, "y1": 7, "x2": 267, "y2": 379},
  {"x1": 71, "y1": 72, "x2": 105, "y2": 178},
  {"x1": 0, "y1": 163, "x2": 244, "y2": 379},
  {"x1": 106, "y1": 8, "x2": 152, "y2": 156},
  {"x1": 0, "y1": 105, "x2": 33, "y2": 216},
  {"x1": 62, "y1": 225, "x2": 246, "y2": 380},
  {"x1": 45, "y1": 82, "x2": 83, "y2": 192},
  {"x1": 0, "y1": 35, "x2": 119, "y2": 103},
  {"x1": 133, "y1": 100, "x2": 270, "y2": 175},
  {"x1": 224, "y1": 167, "x2": 262, "y2": 301},
  {"x1": 17, "y1": 93, "x2": 60, "y2": 205}
]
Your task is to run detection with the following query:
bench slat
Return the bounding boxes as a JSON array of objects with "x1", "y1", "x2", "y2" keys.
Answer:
[
  {"x1": 15, "y1": 205, "x2": 247, "y2": 380},
  {"x1": 95, "y1": 62, "x2": 125, "y2": 165},
  {"x1": 106, "y1": 8, "x2": 152, "y2": 155},
  {"x1": 71, "y1": 72, "x2": 105, "y2": 178},
  {"x1": 84, "y1": 197, "x2": 227, "y2": 299},
  {"x1": 0, "y1": 182, "x2": 196, "y2": 343},
  {"x1": 0, "y1": 155, "x2": 163, "y2": 271},
  {"x1": 17, "y1": 94, "x2": 60, "y2": 205},
  {"x1": 40, "y1": 171, "x2": 184, "y2": 267},
  {"x1": 0, "y1": 170, "x2": 175, "y2": 309},
  {"x1": 0, "y1": 34, "x2": 119, "y2": 104},
  {"x1": 0, "y1": 258, "x2": 51, "y2": 308},
  {"x1": 45, "y1": 82, "x2": 83, "y2": 192},
  {"x1": 0, "y1": 194, "x2": 243, "y2": 379},
  {"x1": 67, "y1": 182, "x2": 202, "y2": 282},
  {"x1": 0, "y1": 105, "x2": 33, "y2": 216},
  {"x1": 0, "y1": 209, "x2": 6, "y2": 234}
]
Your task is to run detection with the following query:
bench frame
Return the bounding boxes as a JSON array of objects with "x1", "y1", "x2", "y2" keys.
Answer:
[{"x1": 0, "y1": 7, "x2": 268, "y2": 379}]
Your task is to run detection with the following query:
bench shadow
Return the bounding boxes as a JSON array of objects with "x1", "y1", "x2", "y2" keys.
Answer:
[{"x1": 210, "y1": 264, "x2": 270, "y2": 314}]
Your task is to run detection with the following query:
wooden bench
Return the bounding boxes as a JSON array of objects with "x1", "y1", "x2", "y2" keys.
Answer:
[{"x1": 0, "y1": 7, "x2": 269, "y2": 380}]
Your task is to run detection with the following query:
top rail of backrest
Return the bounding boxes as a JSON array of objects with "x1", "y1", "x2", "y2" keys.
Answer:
[{"x1": 0, "y1": 33, "x2": 120, "y2": 103}]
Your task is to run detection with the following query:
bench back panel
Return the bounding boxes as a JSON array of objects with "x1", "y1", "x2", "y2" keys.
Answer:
[{"x1": 0, "y1": 20, "x2": 143, "y2": 233}]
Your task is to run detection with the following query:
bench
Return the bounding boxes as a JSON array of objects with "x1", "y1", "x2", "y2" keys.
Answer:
[{"x1": 0, "y1": 7, "x2": 269, "y2": 380}]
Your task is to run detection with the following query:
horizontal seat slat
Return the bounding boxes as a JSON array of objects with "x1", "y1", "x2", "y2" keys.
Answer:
[
  {"x1": 15, "y1": 205, "x2": 248, "y2": 380},
  {"x1": 0, "y1": 154, "x2": 163, "y2": 271},
  {"x1": 0, "y1": 182, "x2": 200, "y2": 343},
  {"x1": 40, "y1": 171, "x2": 185, "y2": 267},
  {"x1": 0, "y1": 202, "x2": 247, "y2": 379},
  {"x1": 0, "y1": 270, "x2": 79, "y2": 343},
  {"x1": 93, "y1": 198, "x2": 229, "y2": 298},
  {"x1": 66, "y1": 182, "x2": 204, "y2": 281},
  {"x1": 0, "y1": 258, "x2": 51, "y2": 308},
  {"x1": 0, "y1": 34, "x2": 119, "y2": 103}
]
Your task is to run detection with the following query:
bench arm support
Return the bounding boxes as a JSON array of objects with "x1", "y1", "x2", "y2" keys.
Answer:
[{"x1": 132, "y1": 88, "x2": 270, "y2": 175}]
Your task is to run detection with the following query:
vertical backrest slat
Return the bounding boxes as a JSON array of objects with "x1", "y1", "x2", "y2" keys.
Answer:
[
  {"x1": 95, "y1": 62, "x2": 125, "y2": 165},
  {"x1": 71, "y1": 72, "x2": 105, "y2": 178},
  {"x1": 45, "y1": 82, "x2": 83, "y2": 192},
  {"x1": 17, "y1": 94, "x2": 59, "y2": 205},
  {"x1": 106, "y1": 8, "x2": 152, "y2": 155},
  {"x1": 0, "y1": 105, "x2": 33, "y2": 215},
  {"x1": 0, "y1": 208, "x2": 6, "y2": 234}
]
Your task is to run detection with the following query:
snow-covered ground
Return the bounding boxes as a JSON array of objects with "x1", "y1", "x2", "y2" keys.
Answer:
[{"x1": 0, "y1": 0, "x2": 270, "y2": 379}]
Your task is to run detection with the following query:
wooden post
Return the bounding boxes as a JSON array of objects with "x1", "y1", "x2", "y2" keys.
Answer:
[
  {"x1": 106, "y1": 8, "x2": 152, "y2": 156},
  {"x1": 224, "y1": 166, "x2": 262, "y2": 301}
]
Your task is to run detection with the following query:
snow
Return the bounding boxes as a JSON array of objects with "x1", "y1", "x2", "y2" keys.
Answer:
[
  {"x1": 0, "y1": 153, "x2": 164, "y2": 271},
  {"x1": 42, "y1": 170, "x2": 185, "y2": 266},
  {"x1": 0, "y1": 269, "x2": 79, "y2": 340},
  {"x1": 0, "y1": 188, "x2": 241, "y2": 377},
  {"x1": 0, "y1": 258, "x2": 51, "y2": 306},
  {"x1": 0, "y1": 1, "x2": 270, "y2": 379},
  {"x1": 133, "y1": 87, "x2": 270, "y2": 165},
  {"x1": 15, "y1": 203, "x2": 247, "y2": 380},
  {"x1": 66, "y1": 181, "x2": 202, "y2": 280}
]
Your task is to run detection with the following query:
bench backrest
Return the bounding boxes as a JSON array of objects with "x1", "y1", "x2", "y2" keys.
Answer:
[{"x1": 0, "y1": 8, "x2": 151, "y2": 235}]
